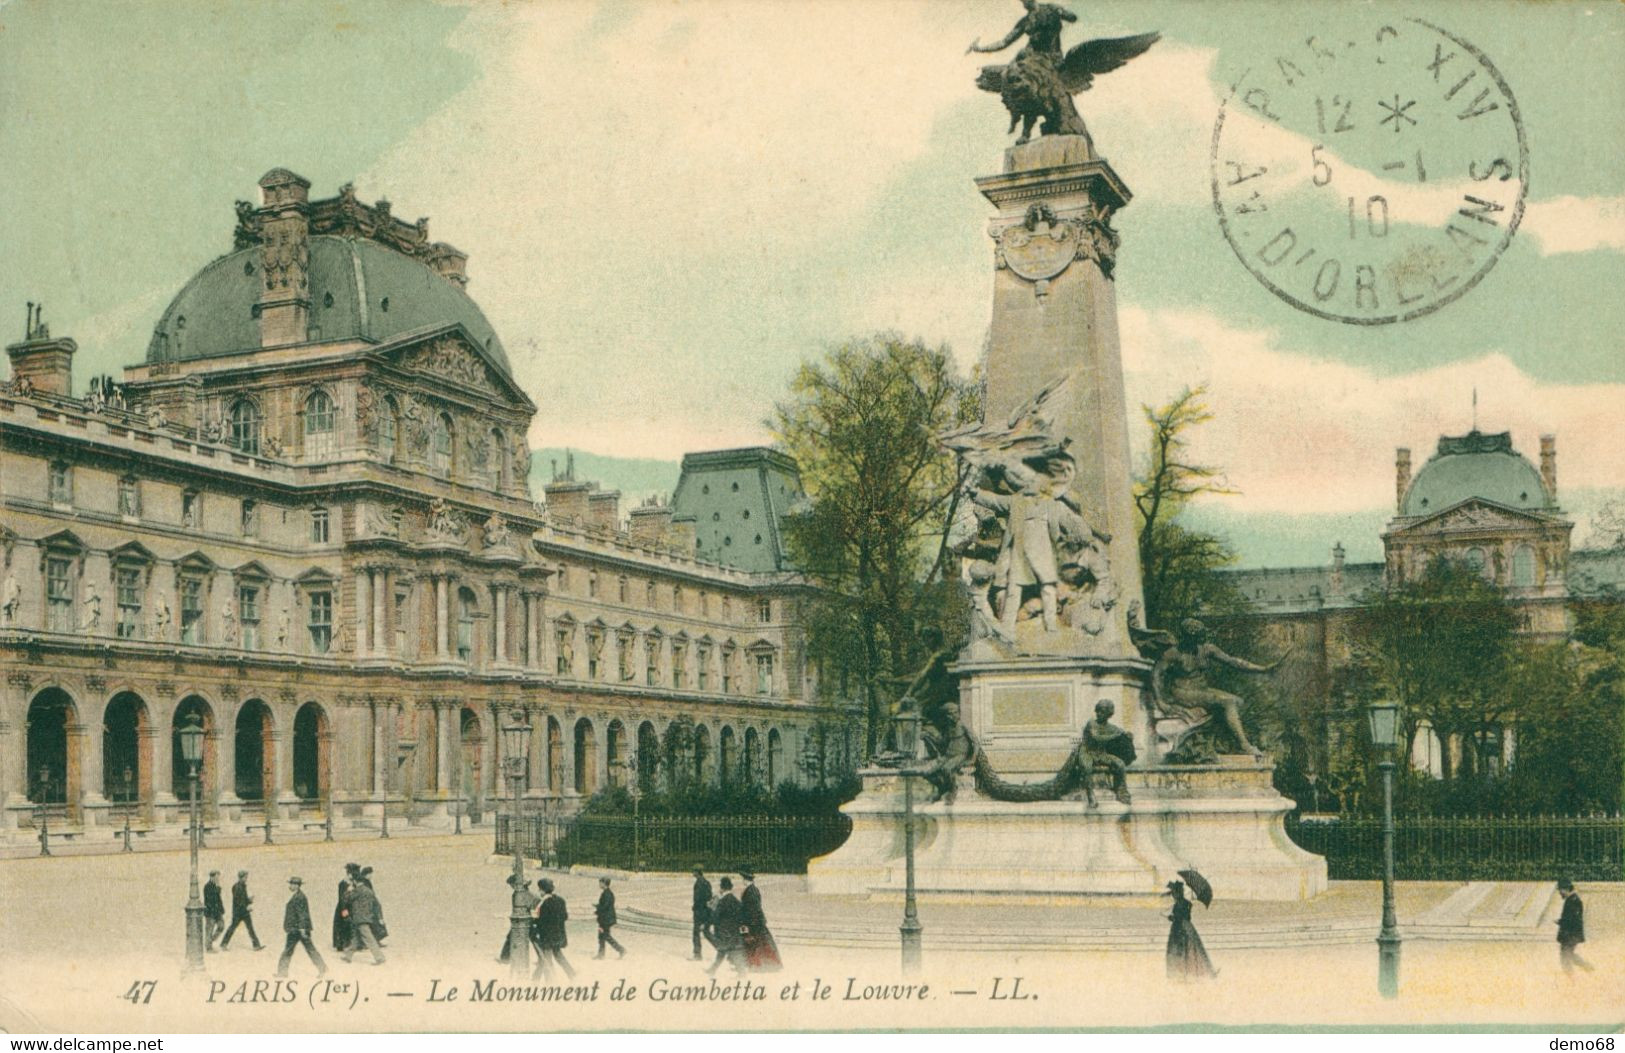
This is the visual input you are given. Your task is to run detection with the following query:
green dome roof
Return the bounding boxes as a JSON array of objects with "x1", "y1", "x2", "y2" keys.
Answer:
[
  {"x1": 146, "y1": 235, "x2": 510, "y2": 374},
  {"x1": 1401, "y1": 431, "x2": 1551, "y2": 516}
]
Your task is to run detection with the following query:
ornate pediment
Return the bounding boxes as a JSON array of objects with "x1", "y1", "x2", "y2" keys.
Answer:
[
  {"x1": 400, "y1": 336, "x2": 498, "y2": 394},
  {"x1": 1398, "y1": 499, "x2": 1554, "y2": 537}
]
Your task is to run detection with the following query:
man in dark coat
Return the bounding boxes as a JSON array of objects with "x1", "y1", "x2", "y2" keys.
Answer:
[
  {"x1": 705, "y1": 877, "x2": 746, "y2": 976},
  {"x1": 1556, "y1": 878, "x2": 1593, "y2": 975},
  {"x1": 333, "y1": 863, "x2": 358, "y2": 951},
  {"x1": 533, "y1": 878, "x2": 575, "y2": 979},
  {"x1": 340, "y1": 877, "x2": 386, "y2": 964},
  {"x1": 276, "y1": 877, "x2": 327, "y2": 977},
  {"x1": 690, "y1": 867, "x2": 715, "y2": 960},
  {"x1": 739, "y1": 870, "x2": 782, "y2": 971},
  {"x1": 203, "y1": 870, "x2": 226, "y2": 952},
  {"x1": 220, "y1": 870, "x2": 264, "y2": 951},
  {"x1": 358, "y1": 866, "x2": 387, "y2": 944},
  {"x1": 593, "y1": 877, "x2": 625, "y2": 959}
]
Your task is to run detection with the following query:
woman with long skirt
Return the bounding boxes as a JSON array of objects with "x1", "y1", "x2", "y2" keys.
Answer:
[
  {"x1": 1164, "y1": 880, "x2": 1216, "y2": 980},
  {"x1": 739, "y1": 870, "x2": 783, "y2": 972}
]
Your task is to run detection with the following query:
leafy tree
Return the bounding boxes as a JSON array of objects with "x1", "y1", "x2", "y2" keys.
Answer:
[
  {"x1": 1132, "y1": 385, "x2": 1245, "y2": 629},
  {"x1": 772, "y1": 334, "x2": 979, "y2": 759},
  {"x1": 1352, "y1": 558, "x2": 1517, "y2": 784}
]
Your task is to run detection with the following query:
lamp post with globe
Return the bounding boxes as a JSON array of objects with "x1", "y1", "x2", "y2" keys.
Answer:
[
  {"x1": 1366, "y1": 699, "x2": 1402, "y2": 998},
  {"x1": 892, "y1": 707, "x2": 924, "y2": 974},
  {"x1": 502, "y1": 718, "x2": 533, "y2": 977},
  {"x1": 177, "y1": 716, "x2": 207, "y2": 971}
]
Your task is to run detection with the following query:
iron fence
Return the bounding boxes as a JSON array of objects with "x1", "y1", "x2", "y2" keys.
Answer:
[
  {"x1": 495, "y1": 812, "x2": 852, "y2": 874},
  {"x1": 1286, "y1": 812, "x2": 1624, "y2": 881}
]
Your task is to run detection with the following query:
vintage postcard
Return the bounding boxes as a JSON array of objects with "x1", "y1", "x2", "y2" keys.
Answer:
[{"x1": 1, "y1": 0, "x2": 1621, "y2": 1037}]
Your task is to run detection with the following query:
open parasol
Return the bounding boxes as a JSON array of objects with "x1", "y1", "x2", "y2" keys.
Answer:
[{"x1": 1177, "y1": 868, "x2": 1213, "y2": 908}]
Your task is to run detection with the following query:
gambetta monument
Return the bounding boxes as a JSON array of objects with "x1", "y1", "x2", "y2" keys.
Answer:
[{"x1": 808, "y1": 2, "x2": 1327, "y2": 901}]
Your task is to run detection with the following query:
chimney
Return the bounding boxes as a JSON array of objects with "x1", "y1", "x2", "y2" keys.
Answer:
[
  {"x1": 588, "y1": 490, "x2": 621, "y2": 533},
  {"x1": 1330, "y1": 542, "x2": 1346, "y2": 595},
  {"x1": 669, "y1": 514, "x2": 698, "y2": 556},
  {"x1": 6, "y1": 332, "x2": 76, "y2": 397},
  {"x1": 628, "y1": 500, "x2": 674, "y2": 547},
  {"x1": 544, "y1": 479, "x2": 592, "y2": 524},
  {"x1": 255, "y1": 168, "x2": 312, "y2": 348},
  {"x1": 1395, "y1": 448, "x2": 1411, "y2": 513},
  {"x1": 1539, "y1": 435, "x2": 1556, "y2": 502}
]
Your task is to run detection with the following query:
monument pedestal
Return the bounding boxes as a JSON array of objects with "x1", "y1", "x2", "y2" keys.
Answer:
[{"x1": 807, "y1": 763, "x2": 1327, "y2": 902}]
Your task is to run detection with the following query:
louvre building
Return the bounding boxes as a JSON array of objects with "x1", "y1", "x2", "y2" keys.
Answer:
[{"x1": 0, "y1": 169, "x2": 834, "y2": 852}]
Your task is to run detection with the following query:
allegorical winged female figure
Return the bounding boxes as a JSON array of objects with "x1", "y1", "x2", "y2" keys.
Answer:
[{"x1": 969, "y1": 0, "x2": 1159, "y2": 143}]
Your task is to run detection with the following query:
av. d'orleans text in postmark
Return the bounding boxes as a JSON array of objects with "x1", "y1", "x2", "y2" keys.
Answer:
[{"x1": 1210, "y1": 17, "x2": 1527, "y2": 325}]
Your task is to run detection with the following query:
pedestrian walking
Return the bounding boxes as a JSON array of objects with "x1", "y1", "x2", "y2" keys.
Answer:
[
  {"x1": 340, "y1": 875, "x2": 386, "y2": 965},
  {"x1": 705, "y1": 877, "x2": 746, "y2": 976},
  {"x1": 276, "y1": 877, "x2": 328, "y2": 978},
  {"x1": 690, "y1": 866, "x2": 715, "y2": 961},
  {"x1": 203, "y1": 870, "x2": 226, "y2": 952},
  {"x1": 333, "y1": 863, "x2": 358, "y2": 951},
  {"x1": 1164, "y1": 879, "x2": 1216, "y2": 980},
  {"x1": 533, "y1": 878, "x2": 575, "y2": 979},
  {"x1": 1556, "y1": 878, "x2": 1594, "y2": 976},
  {"x1": 359, "y1": 865, "x2": 388, "y2": 945},
  {"x1": 220, "y1": 870, "x2": 264, "y2": 951},
  {"x1": 739, "y1": 870, "x2": 782, "y2": 971},
  {"x1": 593, "y1": 877, "x2": 625, "y2": 960}
]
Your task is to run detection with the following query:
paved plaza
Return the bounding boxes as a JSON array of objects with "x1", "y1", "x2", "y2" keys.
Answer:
[{"x1": 1, "y1": 834, "x2": 1620, "y2": 1032}]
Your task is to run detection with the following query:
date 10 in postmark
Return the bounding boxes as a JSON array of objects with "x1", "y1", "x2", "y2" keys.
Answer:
[{"x1": 1211, "y1": 17, "x2": 1528, "y2": 325}]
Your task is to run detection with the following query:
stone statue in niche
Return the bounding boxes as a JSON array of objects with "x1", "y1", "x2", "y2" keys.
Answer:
[
  {"x1": 1146, "y1": 618, "x2": 1289, "y2": 762},
  {"x1": 275, "y1": 607, "x2": 291, "y2": 651},
  {"x1": 483, "y1": 512, "x2": 512, "y2": 549},
  {"x1": 151, "y1": 591, "x2": 171, "y2": 638},
  {"x1": 220, "y1": 598, "x2": 237, "y2": 645},
  {"x1": 941, "y1": 376, "x2": 1115, "y2": 653},
  {"x1": 1, "y1": 573, "x2": 20, "y2": 625},
  {"x1": 426, "y1": 497, "x2": 466, "y2": 545},
  {"x1": 969, "y1": 1, "x2": 1159, "y2": 144},
  {"x1": 511, "y1": 437, "x2": 531, "y2": 485},
  {"x1": 79, "y1": 582, "x2": 101, "y2": 633}
]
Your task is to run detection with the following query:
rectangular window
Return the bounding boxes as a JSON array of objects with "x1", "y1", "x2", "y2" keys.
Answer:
[
  {"x1": 48, "y1": 463, "x2": 72, "y2": 505},
  {"x1": 645, "y1": 641, "x2": 659, "y2": 687},
  {"x1": 308, "y1": 590, "x2": 332, "y2": 654},
  {"x1": 586, "y1": 631, "x2": 602, "y2": 679},
  {"x1": 179, "y1": 577, "x2": 204, "y2": 644},
  {"x1": 238, "y1": 585, "x2": 260, "y2": 650},
  {"x1": 697, "y1": 647, "x2": 711, "y2": 691},
  {"x1": 672, "y1": 644, "x2": 686, "y2": 689},
  {"x1": 618, "y1": 635, "x2": 634, "y2": 681},
  {"x1": 673, "y1": 585, "x2": 684, "y2": 614},
  {"x1": 46, "y1": 556, "x2": 74, "y2": 632},
  {"x1": 394, "y1": 591, "x2": 408, "y2": 655},
  {"x1": 758, "y1": 598, "x2": 772, "y2": 624},
  {"x1": 311, "y1": 508, "x2": 329, "y2": 544},
  {"x1": 241, "y1": 499, "x2": 258, "y2": 538},
  {"x1": 756, "y1": 653, "x2": 774, "y2": 695},
  {"x1": 115, "y1": 566, "x2": 143, "y2": 639},
  {"x1": 722, "y1": 650, "x2": 734, "y2": 694}
]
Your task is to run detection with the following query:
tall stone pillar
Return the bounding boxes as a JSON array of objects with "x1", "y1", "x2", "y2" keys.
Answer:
[
  {"x1": 494, "y1": 588, "x2": 508, "y2": 664},
  {"x1": 373, "y1": 568, "x2": 388, "y2": 656},
  {"x1": 370, "y1": 700, "x2": 387, "y2": 798},
  {"x1": 273, "y1": 704, "x2": 297, "y2": 806},
  {"x1": 436, "y1": 701, "x2": 454, "y2": 796},
  {"x1": 434, "y1": 576, "x2": 449, "y2": 659},
  {"x1": 354, "y1": 568, "x2": 371, "y2": 657}
]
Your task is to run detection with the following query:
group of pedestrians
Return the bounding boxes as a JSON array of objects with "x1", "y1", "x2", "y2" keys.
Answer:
[
  {"x1": 691, "y1": 867, "x2": 781, "y2": 975},
  {"x1": 498, "y1": 874, "x2": 583, "y2": 978},
  {"x1": 199, "y1": 863, "x2": 389, "y2": 978}
]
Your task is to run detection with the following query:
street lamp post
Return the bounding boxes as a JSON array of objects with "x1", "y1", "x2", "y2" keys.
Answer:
[
  {"x1": 36, "y1": 765, "x2": 52, "y2": 857},
  {"x1": 625, "y1": 756, "x2": 642, "y2": 872},
  {"x1": 893, "y1": 708, "x2": 923, "y2": 975},
  {"x1": 178, "y1": 716, "x2": 207, "y2": 972},
  {"x1": 121, "y1": 766, "x2": 135, "y2": 853},
  {"x1": 502, "y1": 718, "x2": 533, "y2": 978},
  {"x1": 1366, "y1": 700, "x2": 1402, "y2": 999}
]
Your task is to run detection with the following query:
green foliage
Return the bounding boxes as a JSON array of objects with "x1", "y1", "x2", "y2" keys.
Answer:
[
  {"x1": 772, "y1": 333, "x2": 980, "y2": 759},
  {"x1": 577, "y1": 775, "x2": 862, "y2": 820},
  {"x1": 1132, "y1": 385, "x2": 1245, "y2": 629}
]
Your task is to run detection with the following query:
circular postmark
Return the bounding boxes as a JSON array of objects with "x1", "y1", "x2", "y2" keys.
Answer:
[{"x1": 1210, "y1": 17, "x2": 1527, "y2": 325}]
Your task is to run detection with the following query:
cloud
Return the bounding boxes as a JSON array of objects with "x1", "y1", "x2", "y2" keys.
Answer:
[
  {"x1": 1118, "y1": 305, "x2": 1625, "y2": 514},
  {"x1": 1523, "y1": 195, "x2": 1625, "y2": 255}
]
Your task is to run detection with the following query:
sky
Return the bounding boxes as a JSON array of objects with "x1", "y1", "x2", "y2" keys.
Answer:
[{"x1": 2, "y1": 0, "x2": 1622, "y2": 567}]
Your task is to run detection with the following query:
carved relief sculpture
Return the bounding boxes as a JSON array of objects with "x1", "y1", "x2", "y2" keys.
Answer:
[
  {"x1": 483, "y1": 512, "x2": 512, "y2": 550},
  {"x1": 425, "y1": 497, "x2": 466, "y2": 545}
]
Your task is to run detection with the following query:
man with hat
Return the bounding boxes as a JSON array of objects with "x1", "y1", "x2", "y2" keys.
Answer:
[
  {"x1": 1556, "y1": 878, "x2": 1594, "y2": 975},
  {"x1": 593, "y1": 876, "x2": 625, "y2": 959},
  {"x1": 340, "y1": 871, "x2": 386, "y2": 965},
  {"x1": 203, "y1": 870, "x2": 226, "y2": 952},
  {"x1": 333, "y1": 863, "x2": 359, "y2": 951},
  {"x1": 690, "y1": 866, "x2": 715, "y2": 961},
  {"x1": 705, "y1": 876, "x2": 746, "y2": 976},
  {"x1": 220, "y1": 869, "x2": 264, "y2": 951},
  {"x1": 276, "y1": 877, "x2": 327, "y2": 978}
]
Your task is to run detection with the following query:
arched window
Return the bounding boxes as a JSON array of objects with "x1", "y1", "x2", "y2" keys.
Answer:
[
  {"x1": 303, "y1": 390, "x2": 335, "y2": 459},
  {"x1": 1512, "y1": 544, "x2": 1536, "y2": 587},
  {"x1": 456, "y1": 587, "x2": 477, "y2": 662},
  {"x1": 432, "y1": 414, "x2": 454, "y2": 477},
  {"x1": 379, "y1": 397, "x2": 399, "y2": 464},
  {"x1": 230, "y1": 399, "x2": 260, "y2": 455}
]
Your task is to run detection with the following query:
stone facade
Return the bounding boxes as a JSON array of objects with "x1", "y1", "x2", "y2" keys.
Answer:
[{"x1": 0, "y1": 170, "x2": 828, "y2": 850}]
